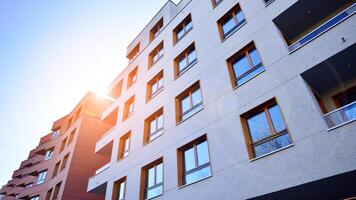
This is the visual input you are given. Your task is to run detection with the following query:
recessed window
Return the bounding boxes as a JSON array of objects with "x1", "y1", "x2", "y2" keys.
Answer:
[
  {"x1": 52, "y1": 182, "x2": 62, "y2": 200},
  {"x1": 66, "y1": 117, "x2": 73, "y2": 131},
  {"x1": 59, "y1": 137, "x2": 67, "y2": 153},
  {"x1": 123, "y1": 96, "x2": 135, "y2": 121},
  {"x1": 127, "y1": 67, "x2": 138, "y2": 89},
  {"x1": 174, "y1": 43, "x2": 197, "y2": 78},
  {"x1": 37, "y1": 170, "x2": 47, "y2": 184},
  {"x1": 241, "y1": 99, "x2": 293, "y2": 159},
  {"x1": 44, "y1": 148, "x2": 54, "y2": 160},
  {"x1": 60, "y1": 154, "x2": 69, "y2": 171},
  {"x1": 212, "y1": 0, "x2": 223, "y2": 7},
  {"x1": 140, "y1": 158, "x2": 163, "y2": 200},
  {"x1": 149, "y1": 42, "x2": 164, "y2": 68},
  {"x1": 175, "y1": 81, "x2": 203, "y2": 123},
  {"x1": 128, "y1": 43, "x2": 140, "y2": 63},
  {"x1": 52, "y1": 161, "x2": 61, "y2": 178},
  {"x1": 51, "y1": 130, "x2": 60, "y2": 139},
  {"x1": 150, "y1": 18, "x2": 164, "y2": 42},
  {"x1": 118, "y1": 132, "x2": 131, "y2": 160},
  {"x1": 109, "y1": 80, "x2": 123, "y2": 99},
  {"x1": 74, "y1": 108, "x2": 81, "y2": 122},
  {"x1": 173, "y1": 14, "x2": 193, "y2": 45},
  {"x1": 218, "y1": 3, "x2": 246, "y2": 40},
  {"x1": 25, "y1": 182, "x2": 33, "y2": 189},
  {"x1": 227, "y1": 42, "x2": 264, "y2": 88},
  {"x1": 68, "y1": 129, "x2": 76, "y2": 144},
  {"x1": 30, "y1": 196, "x2": 40, "y2": 200},
  {"x1": 177, "y1": 135, "x2": 212, "y2": 186},
  {"x1": 45, "y1": 188, "x2": 53, "y2": 200},
  {"x1": 146, "y1": 70, "x2": 164, "y2": 101},
  {"x1": 113, "y1": 177, "x2": 126, "y2": 200},
  {"x1": 144, "y1": 108, "x2": 164, "y2": 144}
]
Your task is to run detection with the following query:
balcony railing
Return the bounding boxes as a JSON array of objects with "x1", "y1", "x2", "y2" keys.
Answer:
[
  {"x1": 95, "y1": 163, "x2": 110, "y2": 175},
  {"x1": 324, "y1": 101, "x2": 356, "y2": 130},
  {"x1": 289, "y1": 3, "x2": 356, "y2": 52}
]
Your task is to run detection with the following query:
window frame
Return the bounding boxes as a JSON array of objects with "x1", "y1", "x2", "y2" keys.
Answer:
[
  {"x1": 140, "y1": 158, "x2": 164, "y2": 200},
  {"x1": 127, "y1": 67, "x2": 138, "y2": 89},
  {"x1": 148, "y1": 42, "x2": 164, "y2": 68},
  {"x1": 44, "y1": 148, "x2": 54, "y2": 160},
  {"x1": 123, "y1": 96, "x2": 135, "y2": 121},
  {"x1": 241, "y1": 98, "x2": 293, "y2": 159},
  {"x1": 118, "y1": 131, "x2": 131, "y2": 160},
  {"x1": 175, "y1": 81, "x2": 203, "y2": 124},
  {"x1": 211, "y1": 0, "x2": 223, "y2": 8},
  {"x1": 174, "y1": 43, "x2": 197, "y2": 79},
  {"x1": 217, "y1": 3, "x2": 246, "y2": 41},
  {"x1": 177, "y1": 135, "x2": 212, "y2": 187},
  {"x1": 59, "y1": 137, "x2": 67, "y2": 153},
  {"x1": 60, "y1": 153, "x2": 69, "y2": 171},
  {"x1": 113, "y1": 177, "x2": 126, "y2": 200},
  {"x1": 173, "y1": 14, "x2": 193, "y2": 45},
  {"x1": 226, "y1": 42, "x2": 264, "y2": 88},
  {"x1": 37, "y1": 170, "x2": 48, "y2": 184},
  {"x1": 146, "y1": 70, "x2": 164, "y2": 101},
  {"x1": 144, "y1": 108, "x2": 164, "y2": 144},
  {"x1": 128, "y1": 43, "x2": 140, "y2": 63},
  {"x1": 150, "y1": 18, "x2": 164, "y2": 42}
]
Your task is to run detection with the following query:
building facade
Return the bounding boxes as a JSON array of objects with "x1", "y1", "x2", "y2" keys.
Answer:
[
  {"x1": 87, "y1": 0, "x2": 356, "y2": 200},
  {"x1": 0, "y1": 92, "x2": 113, "y2": 200}
]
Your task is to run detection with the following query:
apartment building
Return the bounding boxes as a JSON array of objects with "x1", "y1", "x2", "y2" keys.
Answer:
[
  {"x1": 87, "y1": 0, "x2": 356, "y2": 199},
  {"x1": 0, "y1": 92, "x2": 114, "y2": 200}
]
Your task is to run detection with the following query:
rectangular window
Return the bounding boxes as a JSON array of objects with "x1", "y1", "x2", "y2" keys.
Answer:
[
  {"x1": 74, "y1": 108, "x2": 81, "y2": 122},
  {"x1": 127, "y1": 67, "x2": 138, "y2": 89},
  {"x1": 177, "y1": 135, "x2": 212, "y2": 186},
  {"x1": 25, "y1": 182, "x2": 33, "y2": 189},
  {"x1": 123, "y1": 96, "x2": 135, "y2": 121},
  {"x1": 140, "y1": 158, "x2": 163, "y2": 200},
  {"x1": 60, "y1": 154, "x2": 69, "y2": 171},
  {"x1": 46, "y1": 188, "x2": 53, "y2": 200},
  {"x1": 30, "y1": 196, "x2": 40, "y2": 200},
  {"x1": 212, "y1": 0, "x2": 223, "y2": 7},
  {"x1": 241, "y1": 99, "x2": 293, "y2": 159},
  {"x1": 59, "y1": 137, "x2": 67, "y2": 153},
  {"x1": 149, "y1": 42, "x2": 164, "y2": 68},
  {"x1": 37, "y1": 170, "x2": 47, "y2": 184},
  {"x1": 52, "y1": 161, "x2": 61, "y2": 178},
  {"x1": 144, "y1": 108, "x2": 164, "y2": 144},
  {"x1": 66, "y1": 117, "x2": 73, "y2": 131},
  {"x1": 52, "y1": 182, "x2": 62, "y2": 200},
  {"x1": 173, "y1": 14, "x2": 193, "y2": 45},
  {"x1": 150, "y1": 18, "x2": 163, "y2": 42},
  {"x1": 146, "y1": 70, "x2": 164, "y2": 101},
  {"x1": 110, "y1": 80, "x2": 123, "y2": 99},
  {"x1": 227, "y1": 42, "x2": 264, "y2": 88},
  {"x1": 174, "y1": 43, "x2": 197, "y2": 78},
  {"x1": 127, "y1": 43, "x2": 140, "y2": 63},
  {"x1": 68, "y1": 129, "x2": 76, "y2": 144},
  {"x1": 175, "y1": 81, "x2": 203, "y2": 123},
  {"x1": 217, "y1": 3, "x2": 246, "y2": 40},
  {"x1": 113, "y1": 177, "x2": 126, "y2": 200},
  {"x1": 51, "y1": 130, "x2": 60, "y2": 139},
  {"x1": 44, "y1": 148, "x2": 54, "y2": 160},
  {"x1": 118, "y1": 132, "x2": 131, "y2": 160}
]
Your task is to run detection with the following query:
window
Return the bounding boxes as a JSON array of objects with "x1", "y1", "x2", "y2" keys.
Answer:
[
  {"x1": 127, "y1": 67, "x2": 138, "y2": 89},
  {"x1": 30, "y1": 196, "x2": 40, "y2": 200},
  {"x1": 264, "y1": 0, "x2": 274, "y2": 5},
  {"x1": 52, "y1": 182, "x2": 62, "y2": 200},
  {"x1": 127, "y1": 43, "x2": 140, "y2": 63},
  {"x1": 52, "y1": 161, "x2": 60, "y2": 178},
  {"x1": 60, "y1": 154, "x2": 69, "y2": 171},
  {"x1": 66, "y1": 117, "x2": 73, "y2": 131},
  {"x1": 146, "y1": 70, "x2": 164, "y2": 101},
  {"x1": 113, "y1": 177, "x2": 126, "y2": 200},
  {"x1": 144, "y1": 108, "x2": 164, "y2": 144},
  {"x1": 173, "y1": 14, "x2": 193, "y2": 44},
  {"x1": 212, "y1": 0, "x2": 223, "y2": 7},
  {"x1": 25, "y1": 182, "x2": 33, "y2": 189},
  {"x1": 174, "y1": 43, "x2": 197, "y2": 78},
  {"x1": 140, "y1": 158, "x2": 163, "y2": 200},
  {"x1": 241, "y1": 99, "x2": 293, "y2": 159},
  {"x1": 218, "y1": 3, "x2": 246, "y2": 40},
  {"x1": 118, "y1": 132, "x2": 131, "y2": 160},
  {"x1": 227, "y1": 42, "x2": 264, "y2": 88},
  {"x1": 59, "y1": 137, "x2": 67, "y2": 153},
  {"x1": 149, "y1": 42, "x2": 164, "y2": 68},
  {"x1": 68, "y1": 129, "x2": 76, "y2": 144},
  {"x1": 177, "y1": 135, "x2": 212, "y2": 186},
  {"x1": 175, "y1": 81, "x2": 203, "y2": 123},
  {"x1": 123, "y1": 96, "x2": 135, "y2": 121},
  {"x1": 51, "y1": 130, "x2": 60, "y2": 139},
  {"x1": 44, "y1": 148, "x2": 54, "y2": 160},
  {"x1": 74, "y1": 108, "x2": 81, "y2": 121},
  {"x1": 46, "y1": 188, "x2": 53, "y2": 200},
  {"x1": 150, "y1": 18, "x2": 163, "y2": 42},
  {"x1": 37, "y1": 170, "x2": 47, "y2": 184},
  {"x1": 110, "y1": 80, "x2": 123, "y2": 99}
]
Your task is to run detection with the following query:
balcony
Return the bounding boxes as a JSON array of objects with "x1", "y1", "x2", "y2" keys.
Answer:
[
  {"x1": 273, "y1": 0, "x2": 355, "y2": 52},
  {"x1": 94, "y1": 162, "x2": 110, "y2": 175},
  {"x1": 302, "y1": 44, "x2": 356, "y2": 130}
]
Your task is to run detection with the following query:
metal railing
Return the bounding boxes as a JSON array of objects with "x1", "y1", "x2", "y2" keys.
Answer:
[{"x1": 324, "y1": 101, "x2": 356, "y2": 129}]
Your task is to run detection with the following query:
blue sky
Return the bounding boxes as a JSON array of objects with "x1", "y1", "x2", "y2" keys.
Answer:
[{"x1": 0, "y1": 0, "x2": 179, "y2": 186}]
